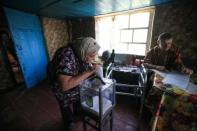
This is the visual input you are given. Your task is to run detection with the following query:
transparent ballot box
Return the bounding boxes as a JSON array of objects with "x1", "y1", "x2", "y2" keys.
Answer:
[{"x1": 80, "y1": 77, "x2": 116, "y2": 117}]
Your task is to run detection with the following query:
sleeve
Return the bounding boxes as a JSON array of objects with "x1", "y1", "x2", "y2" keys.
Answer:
[
  {"x1": 166, "y1": 46, "x2": 185, "y2": 72},
  {"x1": 56, "y1": 50, "x2": 77, "y2": 76},
  {"x1": 144, "y1": 50, "x2": 153, "y2": 64},
  {"x1": 174, "y1": 48, "x2": 185, "y2": 72}
]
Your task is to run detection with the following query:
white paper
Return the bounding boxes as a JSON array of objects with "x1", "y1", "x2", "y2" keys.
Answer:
[
  {"x1": 162, "y1": 72, "x2": 190, "y2": 90},
  {"x1": 95, "y1": 66, "x2": 103, "y2": 79},
  {"x1": 82, "y1": 96, "x2": 112, "y2": 115},
  {"x1": 186, "y1": 82, "x2": 197, "y2": 94}
]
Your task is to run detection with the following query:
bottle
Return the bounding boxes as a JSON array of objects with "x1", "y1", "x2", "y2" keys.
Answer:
[
  {"x1": 132, "y1": 55, "x2": 136, "y2": 66},
  {"x1": 109, "y1": 49, "x2": 115, "y2": 63}
]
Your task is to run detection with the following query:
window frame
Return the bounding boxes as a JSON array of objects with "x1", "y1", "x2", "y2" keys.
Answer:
[{"x1": 95, "y1": 7, "x2": 155, "y2": 56}]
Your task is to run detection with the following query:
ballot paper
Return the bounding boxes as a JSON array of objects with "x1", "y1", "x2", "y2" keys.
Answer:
[
  {"x1": 186, "y1": 82, "x2": 197, "y2": 94},
  {"x1": 82, "y1": 96, "x2": 112, "y2": 115},
  {"x1": 162, "y1": 72, "x2": 190, "y2": 90},
  {"x1": 95, "y1": 66, "x2": 103, "y2": 79}
]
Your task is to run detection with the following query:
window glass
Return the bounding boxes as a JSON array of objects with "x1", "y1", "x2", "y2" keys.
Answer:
[
  {"x1": 120, "y1": 29, "x2": 133, "y2": 42},
  {"x1": 130, "y1": 12, "x2": 150, "y2": 28},
  {"x1": 133, "y1": 29, "x2": 148, "y2": 43}
]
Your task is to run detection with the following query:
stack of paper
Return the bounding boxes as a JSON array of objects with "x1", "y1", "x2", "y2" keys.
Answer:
[
  {"x1": 186, "y1": 82, "x2": 197, "y2": 94},
  {"x1": 151, "y1": 69, "x2": 197, "y2": 94},
  {"x1": 162, "y1": 72, "x2": 190, "y2": 91}
]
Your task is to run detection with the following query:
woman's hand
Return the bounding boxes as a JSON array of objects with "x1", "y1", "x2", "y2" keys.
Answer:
[{"x1": 59, "y1": 66, "x2": 98, "y2": 91}]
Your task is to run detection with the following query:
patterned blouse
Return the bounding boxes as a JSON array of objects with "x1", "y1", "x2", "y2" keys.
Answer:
[
  {"x1": 47, "y1": 45, "x2": 91, "y2": 107},
  {"x1": 144, "y1": 44, "x2": 185, "y2": 72}
]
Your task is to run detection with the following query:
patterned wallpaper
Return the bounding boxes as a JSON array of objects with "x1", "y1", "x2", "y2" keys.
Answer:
[
  {"x1": 70, "y1": 17, "x2": 95, "y2": 40},
  {"x1": 41, "y1": 17, "x2": 71, "y2": 60},
  {"x1": 152, "y1": 0, "x2": 197, "y2": 60},
  {"x1": 41, "y1": 17, "x2": 95, "y2": 60}
]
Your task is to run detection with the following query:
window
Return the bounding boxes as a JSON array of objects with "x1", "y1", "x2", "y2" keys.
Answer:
[{"x1": 95, "y1": 8, "x2": 154, "y2": 56}]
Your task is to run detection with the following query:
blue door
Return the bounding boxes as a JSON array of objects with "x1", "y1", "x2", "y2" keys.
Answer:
[{"x1": 4, "y1": 8, "x2": 48, "y2": 88}]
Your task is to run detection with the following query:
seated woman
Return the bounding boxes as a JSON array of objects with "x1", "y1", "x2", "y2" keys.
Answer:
[
  {"x1": 47, "y1": 37, "x2": 100, "y2": 131},
  {"x1": 144, "y1": 32, "x2": 193, "y2": 74},
  {"x1": 143, "y1": 32, "x2": 193, "y2": 95}
]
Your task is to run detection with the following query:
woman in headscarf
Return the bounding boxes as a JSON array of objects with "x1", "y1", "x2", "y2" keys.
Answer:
[{"x1": 47, "y1": 37, "x2": 100, "y2": 131}]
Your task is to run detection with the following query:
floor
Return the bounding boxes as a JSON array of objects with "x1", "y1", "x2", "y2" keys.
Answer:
[{"x1": 0, "y1": 80, "x2": 149, "y2": 131}]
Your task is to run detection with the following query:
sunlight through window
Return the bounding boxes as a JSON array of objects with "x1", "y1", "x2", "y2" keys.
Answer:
[
  {"x1": 95, "y1": 8, "x2": 154, "y2": 56},
  {"x1": 133, "y1": 29, "x2": 148, "y2": 43},
  {"x1": 130, "y1": 12, "x2": 150, "y2": 28},
  {"x1": 120, "y1": 29, "x2": 133, "y2": 42}
]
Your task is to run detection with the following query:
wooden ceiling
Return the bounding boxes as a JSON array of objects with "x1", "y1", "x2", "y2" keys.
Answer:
[{"x1": 1, "y1": 0, "x2": 173, "y2": 18}]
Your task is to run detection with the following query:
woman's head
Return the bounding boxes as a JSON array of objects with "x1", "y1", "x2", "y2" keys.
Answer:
[
  {"x1": 157, "y1": 32, "x2": 173, "y2": 51},
  {"x1": 73, "y1": 37, "x2": 100, "y2": 63}
]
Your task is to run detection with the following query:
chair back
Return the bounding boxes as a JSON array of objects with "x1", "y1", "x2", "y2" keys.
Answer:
[
  {"x1": 138, "y1": 64, "x2": 148, "y2": 129},
  {"x1": 104, "y1": 62, "x2": 114, "y2": 78},
  {"x1": 139, "y1": 64, "x2": 147, "y2": 91}
]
